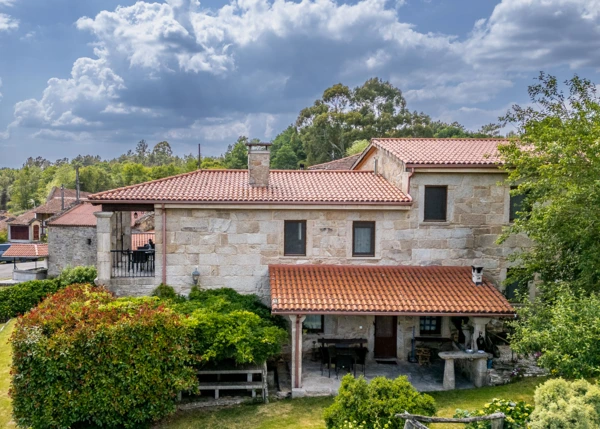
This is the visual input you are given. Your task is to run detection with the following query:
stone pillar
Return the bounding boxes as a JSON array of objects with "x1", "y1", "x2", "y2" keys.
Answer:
[
  {"x1": 473, "y1": 357, "x2": 489, "y2": 387},
  {"x1": 289, "y1": 314, "x2": 306, "y2": 397},
  {"x1": 94, "y1": 211, "x2": 113, "y2": 287},
  {"x1": 470, "y1": 317, "x2": 491, "y2": 351},
  {"x1": 442, "y1": 358, "x2": 455, "y2": 390},
  {"x1": 121, "y1": 211, "x2": 132, "y2": 251}
]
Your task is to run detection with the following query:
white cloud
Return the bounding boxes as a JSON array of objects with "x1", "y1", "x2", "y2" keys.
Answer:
[
  {"x1": 0, "y1": 12, "x2": 18, "y2": 31},
  {"x1": 5, "y1": 0, "x2": 600, "y2": 154}
]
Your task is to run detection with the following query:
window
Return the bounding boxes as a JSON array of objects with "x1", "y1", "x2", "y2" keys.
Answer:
[
  {"x1": 353, "y1": 221, "x2": 375, "y2": 257},
  {"x1": 424, "y1": 186, "x2": 448, "y2": 222},
  {"x1": 420, "y1": 316, "x2": 442, "y2": 335},
  {"x1": 284, "y1": 220, "x2": 306, "y2": 256},
  {"x1": 303, "y1": 315, "x2": 324, "y2": 333},
  {"x1": 509, "y1": 187, "x2": 526, "y2": 222},
  {"x1": 505, "y1": 268, "x2": 528, "y2": 302}
]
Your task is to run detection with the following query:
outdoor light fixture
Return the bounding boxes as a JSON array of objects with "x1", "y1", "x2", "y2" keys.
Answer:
[
  {"x1": 133, "y1": 212, "x2": 138, "y2": 219},
  {"x1": 192, "y1": 267, "x2": 200, "y2": 284}
]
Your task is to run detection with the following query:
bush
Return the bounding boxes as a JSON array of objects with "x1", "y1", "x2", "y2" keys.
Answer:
[
  {"x1": 152, "y1": 283, "x2": 186, "y2": 302},
  {"x1": 529, "y1": 378, "x2": 600, "y2": 428},
  {"x1": 11, "y1": 284, "x2": 197, "y2": 429},
  {"x1": 0, "y1": 279, "x2": 61, "y2": 322},
  {"x1": 55, "y1": 265, "x2": 97, "y2": 287},
  {"x1": 454, "y1": 398, "x2": 533, "y2": 428},
  {"x1": 0, "y1": 229, "x2": 7, "y2": 243},
  {"x1": 0, "y1": 265, "x2": 97, "y2": 322},
  {"x1": 323, "y1": 374, "x2": 436, "y2": 429}
]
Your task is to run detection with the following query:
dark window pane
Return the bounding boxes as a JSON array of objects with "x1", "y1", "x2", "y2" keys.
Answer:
[
  {"x1": 303, "y1": 315, "x2": 324, "y2": 333},
  {"x1": 353, "y1": 221, "x2": 375, "y2": 256},
  {"x1": 505, "y1": 268, "x2": 528, "y2": 302},
  {"x1": 284, "y1": 220, "x2": 306, "y2": 255},
  {"x1": 510, "y1": 187, "x2": 526, "y2": 222},
  {"x1": 420, "y1": 316, "x2": 442, "y2": 335},
  {"x1": 424, "y1": 186, "x2": 447, "y2": 221}
]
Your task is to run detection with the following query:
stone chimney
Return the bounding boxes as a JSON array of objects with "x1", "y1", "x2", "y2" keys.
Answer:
[
  {"x1": 471, "y1": 266, "x2": 483, "y2": 285},
  {"x1": 247, "y1": 142, "x2": 272, "y2": 187}
]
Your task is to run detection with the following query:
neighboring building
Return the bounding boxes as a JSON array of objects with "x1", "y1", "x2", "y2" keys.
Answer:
[
  {"x1": 7, "y1": 187, "x2": 90, "y2": 243},
  {"x1": 47, "y1": 203, "x2": 154, "y2": 276},
  {"x1": 307, "y1": 154, "x2": 361, "y2": 170},
  {"x1": 7, "y1": 211, "x2": 42, "y2": 242},
  {"x1": 88, "y1": 139, "x2": 522, "y2": 392}
]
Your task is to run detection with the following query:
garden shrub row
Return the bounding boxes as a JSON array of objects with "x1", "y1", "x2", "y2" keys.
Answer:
[
  {"x1": 0, "y1": 265, "x2": 96, "y2": 322},
  {"x1": 11, "y1": 283, "x2": 288, "y2": 428}
]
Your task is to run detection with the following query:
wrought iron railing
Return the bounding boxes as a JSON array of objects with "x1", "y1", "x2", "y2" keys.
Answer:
[{"x1": 111, "y1": 249, "x2": 155, "y2": 278}]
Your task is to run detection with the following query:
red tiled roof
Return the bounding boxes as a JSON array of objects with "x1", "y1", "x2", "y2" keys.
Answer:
[
  {"x1": 34, "y1": 198, "x2": 80, "y2": 214},
  {"x1": 48, "y1": 203, "x2": 101, "y2": 227},
  {"x1": 3, "y1": 243, "x2": 48, "y2": 258},
  {"x1": 370, "y1": 138, "x2": 506, "y2": 166},
  {"x1": 8, "y1": 210, "x2": 36, "y2": 226},
  {"x1": 89, "y1": 170, "x2": 411, "y2": 204},
  {"x1": 47, "y1": 187, "x2": 91, "y2": 201},
  {"x1": 269, "y1": 265, "x2": 514, "y2": 316},
  {"x1": 132, "y1": 232, "x2": 155, "y2": 248},
  {"x1": 308, "y1": 154, "x2": 361, "y2": 171}
]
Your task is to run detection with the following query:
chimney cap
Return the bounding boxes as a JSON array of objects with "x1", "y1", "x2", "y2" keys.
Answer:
[{"x1": 246, "y1": 142, "x2": 272, "y2": 149}]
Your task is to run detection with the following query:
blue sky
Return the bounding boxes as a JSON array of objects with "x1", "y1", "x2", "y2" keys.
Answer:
[{"x1": 0, "y1": 0, "x2": 599, "y2": 167}]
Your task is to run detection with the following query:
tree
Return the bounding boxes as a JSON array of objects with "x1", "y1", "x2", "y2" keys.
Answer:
[
  {"x1": 271, "y1": 142, "x2": 298, "y2": 169},
  {"x1": 135, "y1": 139, "x2": 149, "y2": 164},
  {"x1": 79, "y1": 165, "x2": 114, "y2": 193},
  {"x1": 9, "y1": 166, "x2": 42, "y2": 210},
  {"x1": 120, "y1": 163, "x2": 150, "y2": 186},
  {"x1": 346, "y1": 139, "x2": 369, "y2": 156},
  {"x1": 498, "y1": 72, "x2": 600, "y2": 294},
  {"x1": 223, "y1": 137, "x2": 251, "y2": 169},
  {"x1": 270, "y1": 125, "x2": 305, "y2": 167},
  {"x1": 148, "y1": 141, "x2": 174, "y2": 166},
  {"x1": 297, "y1": 78, "x2": 433, "y2": 165},
  {"x1": 200, "y1": 157, "x2": 225, "y2": 169}
]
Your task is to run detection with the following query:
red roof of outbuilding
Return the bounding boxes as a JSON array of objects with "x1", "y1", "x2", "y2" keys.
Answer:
[
  {"x1": 48, "y1": 203, "x2": 101, "y2": 227},
  {"x1": 308, "y1": 154, "x2": 361, "y2": 171},
  {"x1": 88, "y1": 170, "x2": 411, "y2": 204},
  {"x1": 369, "y1": 138, "x2": 506, "y2": 166},
  {"x1": 3, "y1": 244, "x2": 48, "y2": 258},
  {"x1": 269, "y1": 264, "x2": 514, "y2": 316}
]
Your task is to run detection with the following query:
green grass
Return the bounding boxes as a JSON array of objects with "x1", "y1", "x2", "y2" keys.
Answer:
[
  {"x1": 0, "y1": 319, "x2": 16, "y2": 429},
  {"x1": 155, "y1": 377, "x2": 548, "y2": 429}
]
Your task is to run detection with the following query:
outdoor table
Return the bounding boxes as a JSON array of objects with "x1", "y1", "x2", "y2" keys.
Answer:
[{"x1": 438, "y1": 351, "x2": 491, "y2": 390}]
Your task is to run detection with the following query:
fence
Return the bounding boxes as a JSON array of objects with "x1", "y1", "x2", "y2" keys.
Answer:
[
  {"x1": 397, "y1": 412, "x2": 505, "y2": 429},
  {"x1": 110, "y1": 249, "x2": 155, "y2": 278}
]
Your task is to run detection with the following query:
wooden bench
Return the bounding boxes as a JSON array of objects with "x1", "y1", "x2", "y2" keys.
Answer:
[{"x1": 196, "y1": 363, "x2": 268, "y2": 403}]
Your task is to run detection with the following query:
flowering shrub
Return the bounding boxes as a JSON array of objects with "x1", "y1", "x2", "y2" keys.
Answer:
[
  {"x1": 454, "y1": 398, "x2": 533, "y2": 428},
  {"x1": 323, "y1": 374, "x2": 436, "y2": 429},
  {"x1": 529, "y1": 378, "x2": 600, "y2": 428},
  {"x1": 11, "y1": 284, "x2": 197, "y2": 429}
]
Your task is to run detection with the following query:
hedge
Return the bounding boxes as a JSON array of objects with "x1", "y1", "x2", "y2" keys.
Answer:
[
  {"x1": 11, "y1": 284, "x2": 197, "y2": 428},
  {"x1": 0, "y1": 266, "x2": 96, "y2": 322}
]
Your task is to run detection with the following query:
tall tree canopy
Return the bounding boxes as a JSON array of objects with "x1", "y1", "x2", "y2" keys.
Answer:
[{"x1": 501, "y1": 73, "x2": 600, "y2": 377}]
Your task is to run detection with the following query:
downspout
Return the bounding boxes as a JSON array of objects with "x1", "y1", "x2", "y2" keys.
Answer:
[
  {"x1": 162, "y1": 204, "x2": 167, "y2": 285},
  {"x1": 406, "y1": 167, "x2": 415, "y2": 197},
  {"x1": 295, "y1": 315, "x2": 302, "y2": 389}
]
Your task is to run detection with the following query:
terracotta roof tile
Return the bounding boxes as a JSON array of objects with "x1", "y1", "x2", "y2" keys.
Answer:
[
  {"x1": 269, "y1": 265, "x2": 514, "y2": 316},
  {"x1": 3, "y1": 243, "x2": 48, "y2": 258},
  {"x1": 47, "y1": 187, "x2": 90, "y2": 201},
  {"x1": 132, "y1": 232, "x2": 155, "y2": 248},
  {"x1": 89, "y1": 170, "x2": 411, "y2": 204},
  {"x1": 308, "y1": 154, "x2": 361, "y2": 171},
  {"x1": 48, "y1": 203, "x2": 101, "y2": 227},
  {"x1": 371, "y1": 138, "x2": 506, "y2": 166},
  {"x1": 8, "y1": 210, "x2": 36, "y2": 226}
]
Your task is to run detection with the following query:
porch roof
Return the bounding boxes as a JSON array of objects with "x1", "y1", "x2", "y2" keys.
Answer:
[
  {"x1": 3, "y1": 244, "x2": 48, "y2": 258},
  {"x1": 269, "y1": 264, "x2": 515, "y2": 317}
]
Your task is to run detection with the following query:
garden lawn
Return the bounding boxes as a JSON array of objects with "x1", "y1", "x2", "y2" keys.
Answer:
[
  {"x1": 0, "y1": 319, "x2": 16, "y2": 429},
  {"x1": 155, "y1": 376, "x2": 548, "y2": 429}
]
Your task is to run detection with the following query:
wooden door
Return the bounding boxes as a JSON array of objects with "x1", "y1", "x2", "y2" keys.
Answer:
[
  {"x1": 10, "y1": 225, "x2": 29, "y2": 241},
  {"x1": 33, "y1": 225, "x2": 40, "y2": 241},
  {"x1": 374, "y1": 316, "x2": 397, "y2": 358}
]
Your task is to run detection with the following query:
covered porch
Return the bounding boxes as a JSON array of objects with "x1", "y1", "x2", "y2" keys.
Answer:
[{"x1": 269, "y1": 264, "x2": 515, "y2": 397}]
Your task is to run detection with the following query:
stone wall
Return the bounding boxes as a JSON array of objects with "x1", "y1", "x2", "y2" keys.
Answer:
[{"x1": 48, "y1": 226, "x2": 97, "y2": 277}]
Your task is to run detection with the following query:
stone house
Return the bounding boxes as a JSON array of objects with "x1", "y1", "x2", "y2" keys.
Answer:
[
  {"x1": 47, "y1": 202, "x2": 154, "y2": 276},
  {"x1": 7, "y1": 187, "x2": 90, "y2": 243},
  {"x1": 87, "y1": 138, "x2": 522, "y2": 392}
]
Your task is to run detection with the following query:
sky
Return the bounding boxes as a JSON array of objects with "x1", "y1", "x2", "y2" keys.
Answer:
[{"x1": 0, "y1": 0, "x2": 599, "y2": 167}]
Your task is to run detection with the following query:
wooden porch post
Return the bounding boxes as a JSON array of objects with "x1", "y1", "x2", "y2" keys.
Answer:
[{"x1": 288, "y1": 314, "x2": 306, "y2": 396}]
